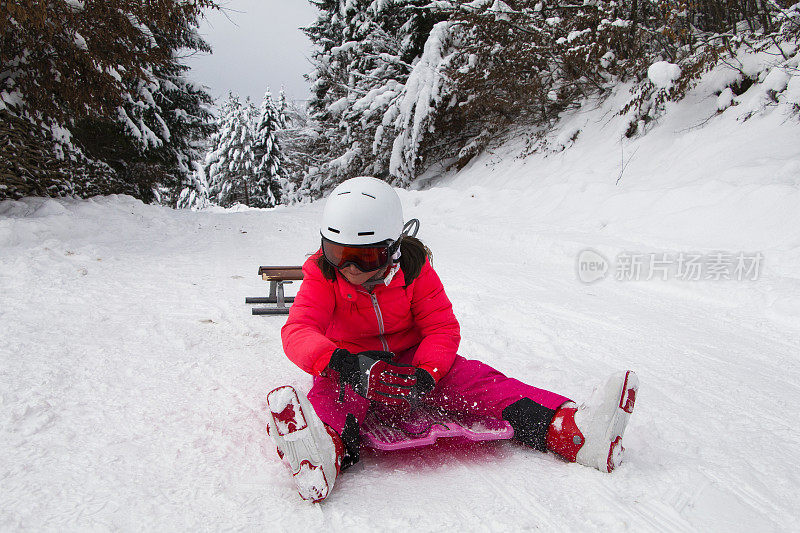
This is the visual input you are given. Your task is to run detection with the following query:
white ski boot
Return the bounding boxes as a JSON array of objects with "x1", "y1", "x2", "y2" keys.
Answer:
[
  {"x1": 547, "y1": 371, "x2": 638, "y2": 472},
  {"x1": 266, "y1": 385, "x2": 343, "y2": 502}
]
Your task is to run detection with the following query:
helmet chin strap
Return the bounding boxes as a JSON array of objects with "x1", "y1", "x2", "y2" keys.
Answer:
[{"x1": 382, "y1": 262, "x2": 401, "y2": 285}]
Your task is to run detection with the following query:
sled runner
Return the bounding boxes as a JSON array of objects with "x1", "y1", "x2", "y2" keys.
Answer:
[
  {"x1": 246, "y1": 265, "x2": 303, "y2": 315},
  {"x1": 360, "y1": 407, "x2": 515, "y2": 451}
]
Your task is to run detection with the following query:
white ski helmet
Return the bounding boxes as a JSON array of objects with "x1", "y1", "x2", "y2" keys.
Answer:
[{"x1": 320, "y1": 177, "x2": 404, "y2": 245}]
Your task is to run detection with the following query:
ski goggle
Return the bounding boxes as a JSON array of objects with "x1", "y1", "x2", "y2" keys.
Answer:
[{"x1": 321, "y1": 237, "x2": 397, "y2": 272}]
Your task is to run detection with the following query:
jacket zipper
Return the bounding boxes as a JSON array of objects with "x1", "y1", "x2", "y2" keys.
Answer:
[{"x1": 360, "y1": 290, "x2": 389, "y2": 352}]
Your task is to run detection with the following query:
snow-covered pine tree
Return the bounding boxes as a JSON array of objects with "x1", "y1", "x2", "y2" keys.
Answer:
[
  {"x1": 143, "y1": 17, "x2": 216, "y2": 205},
  {"x1": 205, "y1": 96, "x2": 236, "y2": 205},
  {"x1": 299, "y1": 0, "x2": 800, "y2": 192},
  {"x1": 277, "y1": 88, "x2": 289, "y2": 129},
  {"x1": 299, "y1": 0, "x2": 446, "y2": 197},
  {"x1": 385, "y1": 17, "x2": 461, "y2": 185},
  {"x1": 277, "y1": 100, "x2": 325, "y2": 203},
  {"x1": 251, "y1": 90, "x2": 285, "y2": 208},
  {"x1": 75, "y1": 14, "x2": 216, "y2": 205},
  {"x1": 0, "y1": 0, "x2": 218, "y2": 201},
  {"x1": 206, "y1": 94, "x2": 259, "y2": 207},
  {"x1": 177, "y1": 161, "x2": 211, "y2": 210},
  {"x1": 387, "y1": 0, "x2": 640, "y2": 181}
]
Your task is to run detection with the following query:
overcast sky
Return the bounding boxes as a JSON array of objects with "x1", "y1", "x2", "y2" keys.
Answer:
[{"x1": 186, "y1": 1, "x2": 319, "y2": 108}]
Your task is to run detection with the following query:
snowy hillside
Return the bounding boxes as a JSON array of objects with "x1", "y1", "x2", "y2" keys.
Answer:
[{"x1": 2, "y1": 65, "x2": 800, "y2": 531}]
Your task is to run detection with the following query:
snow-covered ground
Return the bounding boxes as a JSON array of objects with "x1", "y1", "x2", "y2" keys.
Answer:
[{"x1": 3, "y1": 70, "x2": 800, "y2": 531}]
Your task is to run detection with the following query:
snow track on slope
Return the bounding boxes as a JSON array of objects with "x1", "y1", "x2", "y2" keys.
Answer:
[{"x1": 1, "y1": 191, "x2": 798, "y2": 531}]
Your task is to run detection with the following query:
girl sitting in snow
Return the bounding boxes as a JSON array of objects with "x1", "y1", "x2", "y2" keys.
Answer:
[{"x1": 266, "y1": 176, "x2": 638, "y2": 502}]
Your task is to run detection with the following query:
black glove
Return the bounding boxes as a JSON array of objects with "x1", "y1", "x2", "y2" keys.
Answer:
[
  {"x1": 328, "y1": 349, "x2": 434, "y2": 407},
  {"x1": 409, "y1": 366, "x2": 435, "y2": 406}
]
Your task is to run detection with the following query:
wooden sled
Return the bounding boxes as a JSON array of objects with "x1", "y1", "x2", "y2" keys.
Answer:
[{"x1": 246, "y1": 265, "x2": 303, "y2": 315}]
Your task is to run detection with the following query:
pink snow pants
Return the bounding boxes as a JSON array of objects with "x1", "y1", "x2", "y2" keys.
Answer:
[{"x1": 307, "y1": 347, "x2": 571, "y2": 437}]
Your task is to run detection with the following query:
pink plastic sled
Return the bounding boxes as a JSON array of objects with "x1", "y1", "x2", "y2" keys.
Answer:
[{"x1": 360, "y1": 407, "x2": 515, "y2": 451}]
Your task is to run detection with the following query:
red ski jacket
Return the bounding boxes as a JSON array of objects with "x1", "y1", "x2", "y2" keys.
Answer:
[{"x1": 281, "y1": 251, "x2": 460, "y2": 383}]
